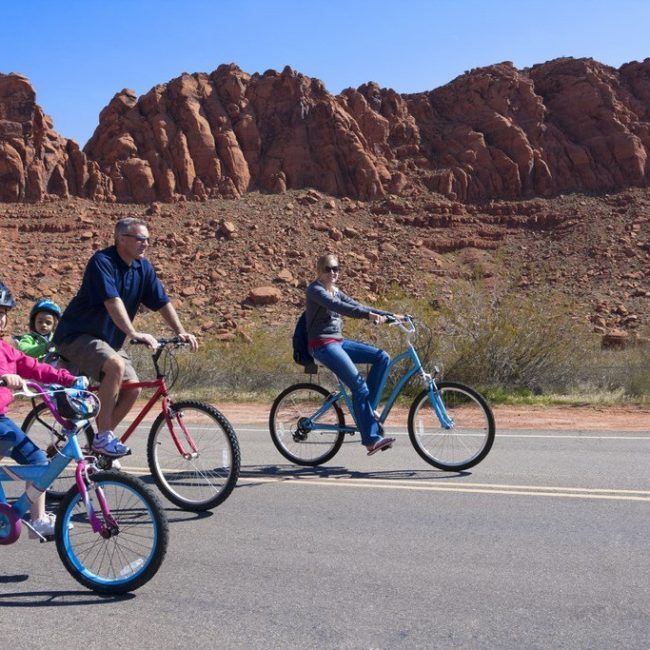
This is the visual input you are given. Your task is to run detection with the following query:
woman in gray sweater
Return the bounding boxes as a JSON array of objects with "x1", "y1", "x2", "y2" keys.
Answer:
[{"x1": 306, "y1": 253, "x2": 396, "y2": 455}]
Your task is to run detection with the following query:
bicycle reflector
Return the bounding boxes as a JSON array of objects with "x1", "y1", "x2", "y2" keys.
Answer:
[{"x1": 55, "y1": 389, "x2": 100, "y2": 420}]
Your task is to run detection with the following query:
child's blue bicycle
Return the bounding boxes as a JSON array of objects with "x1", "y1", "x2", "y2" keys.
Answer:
[
  {"x1": 270, "y1": 316, "x2": 495, "y2": 469},
  {"x1": 0, "y1": 380, "x2": 169, "y2": 594}
]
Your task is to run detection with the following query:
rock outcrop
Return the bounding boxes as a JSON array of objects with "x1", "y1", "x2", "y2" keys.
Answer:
[
  {"x1": 83, "y1": 57, "x2": 650, "y2": 203},
  {"x1": 0, "y1": 73, "x2": 112, "y2": 202},
  {"x1": 3, "y1": 57, "x2": 650, "y2": 203},
  {"x1": 84, "y1": 65, "x2": 388, "y2": 202}
]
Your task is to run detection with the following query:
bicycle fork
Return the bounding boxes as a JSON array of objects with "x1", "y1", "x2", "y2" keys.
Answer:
[
  {"x1": 76, "y1": 462, "x2": 118, "y2": 538},
  {"x1": 419, "y1": 366, "x2": 454, "y2": 430},
  {"x1": 164, "y1": 405, "x2": 200, "y2": 460}
]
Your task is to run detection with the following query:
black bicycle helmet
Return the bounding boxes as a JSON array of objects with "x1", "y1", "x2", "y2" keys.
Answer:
[
  {"x1": 0, "y1": 281, "x2": 16, "y2": 310},
  {"x1": 29, "y1": 297, "x2": 62, "y2": 331}
]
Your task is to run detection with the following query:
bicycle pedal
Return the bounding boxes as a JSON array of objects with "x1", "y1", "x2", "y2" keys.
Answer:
[{"x1": 39, "y1": 534, "x2": 55, "y2": 544}]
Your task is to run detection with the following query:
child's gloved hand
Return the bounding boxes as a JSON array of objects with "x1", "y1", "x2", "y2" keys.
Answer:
[{"x1": 72, "y1": 376, "x2": 89, "y2": 390}]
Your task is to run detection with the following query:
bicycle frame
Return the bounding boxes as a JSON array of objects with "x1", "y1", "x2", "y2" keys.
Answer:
[
  {"x1": 114, "y1": 376, "x2": 200, "y2": 459},
  {"x1": 26, "y1": 339, "x2": 201, "y2": 463},
  {"x1": 307, "y1": 318, "x2": 455, "y2": 434},
  {"x1": 0, "y1": 383, "x2": 114, "y2": 540},
  {"x1": 117, "y1": 377, "x2": 169, "y2": 445}
]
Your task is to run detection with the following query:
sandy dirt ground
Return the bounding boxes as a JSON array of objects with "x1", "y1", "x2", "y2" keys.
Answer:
[
  {"x1": 216, "y1": 402, "x2": 649, "y2": 431},
  {"x1": 8, "y1": 400, "x2": 648, "y2": 432}
]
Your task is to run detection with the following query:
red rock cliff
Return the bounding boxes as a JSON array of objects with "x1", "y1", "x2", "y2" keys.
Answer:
[
  {"x1": 0, "y1": 73, "x2": 112, "y2": 202},
  {"x1": 3, "y1": 57, "x2": 650, "y2": 203}
]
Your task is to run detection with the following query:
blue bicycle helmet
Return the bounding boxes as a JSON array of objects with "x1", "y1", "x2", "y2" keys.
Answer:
[
  {"x1": 0, "y1": 281, "x2": 16, "y2": 310},
  {"x1": 29, "y1": 297, "x2": 62, "y2": 331}
]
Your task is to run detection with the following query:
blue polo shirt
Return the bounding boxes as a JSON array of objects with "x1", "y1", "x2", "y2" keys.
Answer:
[{"x1": 54, "y1": 246, "x2": 169, "y2": 350}]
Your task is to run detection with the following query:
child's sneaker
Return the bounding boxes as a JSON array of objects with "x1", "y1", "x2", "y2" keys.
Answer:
[
  {"x1": 29, "y1": 512, "x2": 73, "y2": 540},
  {"x1": 28, "y1": 512, "x2": 56, "y2": 539},
  {"x1": 92, "y1": 431, "x2": 131, "y2": 458}
]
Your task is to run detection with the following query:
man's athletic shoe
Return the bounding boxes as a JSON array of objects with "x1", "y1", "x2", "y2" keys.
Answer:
[{"x1": 92, "y1": 431, "x2": 131, "y2": 458}]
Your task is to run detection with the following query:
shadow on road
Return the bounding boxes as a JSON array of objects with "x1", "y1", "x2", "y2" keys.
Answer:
[
  {"x1": 161, "y1": 507, "x2": 214, "y2": 523},
  {"x1": 0, "y1": 588, "x2": 135, "y2": 607},
  {"x1": 238, "y1": 464, "x2": 470, "y2": 484}
]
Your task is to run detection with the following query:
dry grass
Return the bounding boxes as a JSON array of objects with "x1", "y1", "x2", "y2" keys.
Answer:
[{"x1": 128, "y1": 280, "x2": 649, "y2": 405}]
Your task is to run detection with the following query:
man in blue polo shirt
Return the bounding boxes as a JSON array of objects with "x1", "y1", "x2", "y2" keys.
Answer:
[{"x1": 54, "y1": 217, "x2": 198, "y2": 457}]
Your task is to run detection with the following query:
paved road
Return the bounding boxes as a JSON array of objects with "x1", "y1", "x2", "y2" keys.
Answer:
[{"x1": 2, "y1": 418, "x2": 649, "y2": 649}]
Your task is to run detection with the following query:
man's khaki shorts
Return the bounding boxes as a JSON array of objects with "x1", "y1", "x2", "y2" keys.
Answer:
[{"x1": 57, "y1": 334, "x2": 138, "y2": 384}]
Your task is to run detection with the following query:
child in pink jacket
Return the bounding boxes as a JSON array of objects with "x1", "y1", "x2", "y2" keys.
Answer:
[{"x1": 0, "y1": 281, "x2": 85, "y2": 537}]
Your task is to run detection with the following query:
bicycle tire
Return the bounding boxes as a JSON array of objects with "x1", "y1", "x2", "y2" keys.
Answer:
[
  {"x1": 21, "y1": 402, "x2": 94, "y2": 499},
  {"x1": 269, "y1": 383, "x2": 346, "y2": 466},
  {"x1": 146, "y1": 400, "x2": 240, "y2": 512},
  {"x1": 407, "y1": 382, "x2": 495, "y2": 470},
  {"x1": 55, "y1": 470, "x2": 168, "y2": 595}
]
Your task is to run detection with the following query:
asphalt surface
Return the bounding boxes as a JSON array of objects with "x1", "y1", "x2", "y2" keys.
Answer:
[{"x1": 1, "y1": 416, "x2": 649, "y2": 649}]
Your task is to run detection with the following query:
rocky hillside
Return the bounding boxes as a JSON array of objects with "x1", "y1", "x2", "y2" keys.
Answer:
[
  {"x1": 0, "y1": 188, "x2": 647, "y2": 345},
  {"x1": 0, "y1": 59, "x2": 648, "y2": 347},
  {"x1": 2, "y1": 57, "x2": 650, "y2": 204}
]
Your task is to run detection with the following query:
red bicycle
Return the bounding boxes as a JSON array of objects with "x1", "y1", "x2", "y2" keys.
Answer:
[{"x1": 22, "y1": 337, "x2": 240, "y2": 512}]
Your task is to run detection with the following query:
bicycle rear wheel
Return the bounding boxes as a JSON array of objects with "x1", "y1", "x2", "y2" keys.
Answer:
[
  {"x1": 269, "y1": 383, "x2": 346, "y2": 466},
  {"x1": 407, "y1": 382, "x2": 495, "y2": 470},
  {"x1": 147, "y1": 400, "x2": 240, "y2": 512},
  {"x1": 55, "y1": 470, "x2": 168, "y2": 595},
  {"x1": 21, "y1": 402, "x2": 94, "y2": 499}
]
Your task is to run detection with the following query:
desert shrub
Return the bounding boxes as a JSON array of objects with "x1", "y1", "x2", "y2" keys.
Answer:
[
  {"x1": 432, "y1": 281, "x2": 591, "y2": 393},
  {"x1": 341, "y1": 280, "x2": 649, "y2": 400},
  {"x1": 128, "y1": 281, "x2": 648, "y2": 403},
  {"x1": 129, "y1": 326, "x2": 301, "y2": 400}
]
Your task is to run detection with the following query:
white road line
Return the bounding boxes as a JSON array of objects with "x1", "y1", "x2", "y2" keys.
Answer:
[
  {"x1": 235, "y1": 476, "x2": 650, "y2": 501},
  {"x1": 72, "y1": 464, "x2": 650, "y2": 501}
]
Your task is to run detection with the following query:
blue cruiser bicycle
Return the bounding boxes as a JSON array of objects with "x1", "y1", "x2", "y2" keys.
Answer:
[
  {"x1": 0, "y1": 380, "x2": 168, "y2": 594},
  {"x1": 270, "y1": 316, "x2": 495, "y2": 469}
]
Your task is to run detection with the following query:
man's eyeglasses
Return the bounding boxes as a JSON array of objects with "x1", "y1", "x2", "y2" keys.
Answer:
[
  {"x1": 324, "y1": 266, "x2": 339, "y2": 273},
  {"x1": 122, "y1": 234, "x2": 150, "y2": 243}
]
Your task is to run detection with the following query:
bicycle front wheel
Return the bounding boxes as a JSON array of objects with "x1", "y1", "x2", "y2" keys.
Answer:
[
  {"x1": 55, "y1": 471, "x2": 169, "y2": 595},
  {"x1": 269, "y1": 383, "x2": 346, "y2": 466},
  {"x1": 21, "y1": 402, "x2": 94, "y2": 499},
  {"x1": 147, "y1": 400, "x2": 241, "y2": 512},
  {"x1": 408, "y1": 382, "x2": 495, "y2": 470}
]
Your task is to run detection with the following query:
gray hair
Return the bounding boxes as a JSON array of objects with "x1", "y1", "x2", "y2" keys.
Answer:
[{"x1": 115, "y1": 217, "x2": 148, "y2": 239}]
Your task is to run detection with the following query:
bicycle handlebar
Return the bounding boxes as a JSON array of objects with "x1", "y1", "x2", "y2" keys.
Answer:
[
  {"x1": 129, "y1": 336, "x2": 190, "y2": 347},
  {"x1": 0, "y1": 379, "x2": 72, "y2": 399},
  {"x1": 0, "y1": 378, "x2": 34, "y2": 394},
  {"x1": 385, "y1": 314, "x2": 416, "y2": 334}
]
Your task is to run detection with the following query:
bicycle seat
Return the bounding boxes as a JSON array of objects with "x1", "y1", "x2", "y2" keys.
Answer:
[{"x1": 304, "y1": 361, "x2": 319, "y2": 375}]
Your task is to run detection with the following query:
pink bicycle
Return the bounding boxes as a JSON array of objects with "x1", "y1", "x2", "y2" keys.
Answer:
[{"x1": 0, "y1": 380, "x2": 168, "y2": 594}]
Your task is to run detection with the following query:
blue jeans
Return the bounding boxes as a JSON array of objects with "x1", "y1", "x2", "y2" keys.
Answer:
[
  {"x1": 311, "y1": 340, "x2": 390, "y2": 446},
  {"x1": 0, "y1": 415, "x2": 48, "y2": 465}
]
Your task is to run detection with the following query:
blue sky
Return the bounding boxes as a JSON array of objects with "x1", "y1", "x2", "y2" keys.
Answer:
[{"x1": 2, "y1": 0, "x2": 648, "y2": 147}]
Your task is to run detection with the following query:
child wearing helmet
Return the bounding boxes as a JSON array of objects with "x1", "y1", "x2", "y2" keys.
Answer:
[
  {"x1": 0, "y1": 282, "x2": 87, "y2": 538},
  {"x1": 15, "y1": 297, "x2": 62, "y2": 362}
]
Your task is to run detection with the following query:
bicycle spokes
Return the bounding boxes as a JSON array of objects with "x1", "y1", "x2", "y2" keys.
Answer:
[
  {"x1": 409, "y1": 383, "x2": 495, "y2": 470},
  {"x1": 148, "y1": 401, "x2": 240, "y2": 511}
]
